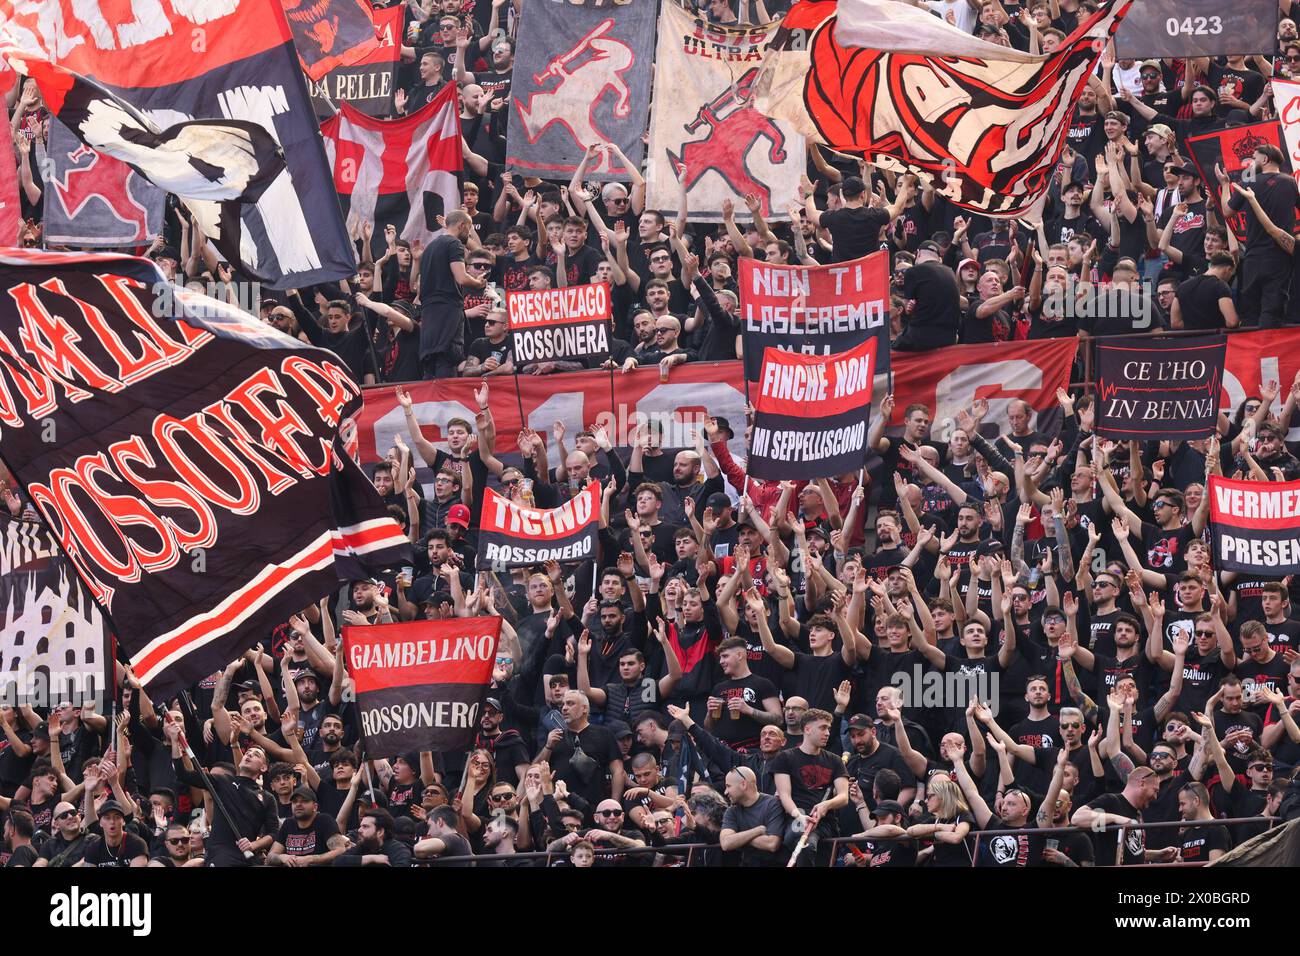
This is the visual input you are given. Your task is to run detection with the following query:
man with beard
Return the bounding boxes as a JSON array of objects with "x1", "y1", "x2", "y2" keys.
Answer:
[
  {"x1": 1074, "y1": 765, "x2": 1175, "y2": 864},
  {"x1": 479, "y1": 815, "x2": 530, "y2": 866},
  {"x1": 415, "y1": 805, "x2": 474, "y2": 863},
  {"x1": 168, "y1": 720, "x2": 279, "y2": 868},
  {"x1": 33, "y1": 802, "x2": 88, "y2": 867},
  {"x1": 845, "y1": 714, "x2": 917, "y2": 816},
  {"x1": 268, "y1": 786, "x2": 347, "y2": 867},
  {"x1": 290, "y1": 670, "x2": 333, "y2": 755},
  {"x1": 307, "y1": 714, "x2": 348, "y2": 777},
  {"x1": 149, "y1": 822, "x2": 198, "y2": 868},
  {"x1": 719, "y1": 766, "x2": 785, "y2": 866},
  {"x1": 1176, "y1": 782, "x2": 1231, "y2": 862},
  {"x1": 336, "y1": 808, "x2": 412, "y2": 867},
  {"x1": 470, "y1": 697, "x2": 530, "y2": 787}
]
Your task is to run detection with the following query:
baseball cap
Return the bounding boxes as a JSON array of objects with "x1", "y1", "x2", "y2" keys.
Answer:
[
  {"x1": 705, "y1": 492, "x2": 732, "y2": 512},
  {"x1": 97, "y1": 800, "x2": 127, "y2": 819},
  {"x1": 1139, "y1": 59, "x2": 1162, "y2": 74},
  {"x1": 875, "y1": 799, "x2": 906, "y2": 817},
  {"x1": 958, "y1": 257, "x2": 980, "y2": 273},
  {"x1": 484, "y1": 697, "x2": 503, "y2": 713},
  {"x1": 605, "y1": 718, "x2": 634, "y2": 740},
  {"x1": 447, "y1": 503, "x2": 471, "y2": 528},
  {"x1": 291, "y1": 785, "x2": 317, "y2": 803},
  {"x1": 292, "y1": 669, "x2": 318, "y2": 684},
  {"x1": 711, "y1": 416, "x2": 735, "y2": 440},
  {"x1": 1146, "y1": 123, "x2": 1174, "y2": 140},
  {"x1": 847, "y1": 714, "x2": 875, "y2": 731}
]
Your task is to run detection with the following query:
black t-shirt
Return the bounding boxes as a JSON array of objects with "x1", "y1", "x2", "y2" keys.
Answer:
[
  {"x1": 1085, "y1": 792, "x2": 1145, "y2": 865},
  {"x1": 1175, "y1": 273, "x2": 1232, "y2": 330},
  {"x1": 710, "y1": 674, "x2": 780, "y2": 748},
  {"x1": 846, "y1": 742, "x2": 916, "y2": 808},
  {"x1": 81, "y1": 833, "x2": 149, "y2": 867},
  {"x1": 820, "y1": 206, "x2": 890, "y2": 263},
  {"x1": 4, "y1": 844, "x2": 37, "y2": 867},
  {"x1": 978, "y1": 816, "x2": 1038, "y2": 868},
  {"x1": 785, "y1": 650, "x2": 852, "y2": 715},
  {"x1": 901, "y1": 261, "x2": 962, "y2": 335},
  {"x1": 1178, "y1": 822, "x2": 1232, "y2": 862},
  {"x1": 551, "y1": 723, "x2": 621, "y2": 806},
  {"x1": 1227, "y1": 171, "x2": 1300, "y2": 261},
  {"x1": 419, "y1": 234, "x2": 469, "y2": 357},
  {"x1": 275, "y1": 813, "x2": 340, "y2": 858},
  {"x1": 720, "y1": 793, "x2": 787, "y2": 867},
  {"x1": 769, "y1": 747, "x2": 847, "y2": 835},
  {"x1": 1141, "y1": 521, "x2": 1195, "y2": 574}
]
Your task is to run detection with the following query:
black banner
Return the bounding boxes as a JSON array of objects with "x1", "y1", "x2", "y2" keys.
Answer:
[
  {"x1": 1114, "y1": 0, "x2": 1277, "y2": 59},
  {"x1": 1209, "y1": 475, "x2": 1300, "y2": 574},
  {"x1": 308, "y1": 1, "x2": 401, "y2": 118},
  {"x1": 0, "y1": 514, "x2": 112, "y2": 708},
  {"x1": 344, "y1": 617, "x2": 501, "y2": 756},
  {"x1": 0, "y1": 250, "x2": 410, "y2": 697},
  {"x1": 1186, "y1": 123, "x2": 1292, "y2": 243},
  {"x1": 1095, "y1": 335, "x2": 1225, "y2": 441},
  {"x1": 748, "y1": 338, "x2": 877, "y2": 480},
  {"x1": 477, "y1": 482, "x2": 600, "y2": 570}
]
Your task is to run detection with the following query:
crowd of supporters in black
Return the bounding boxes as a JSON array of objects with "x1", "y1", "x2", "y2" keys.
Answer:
[{"x1": 4, "y1": 0, "x2": 1300, "y2": 868}]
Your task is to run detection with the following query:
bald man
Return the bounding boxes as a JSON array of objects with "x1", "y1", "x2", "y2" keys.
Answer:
[{"x1": 720, "y1": 766, "x2": 786, "y2": 866}]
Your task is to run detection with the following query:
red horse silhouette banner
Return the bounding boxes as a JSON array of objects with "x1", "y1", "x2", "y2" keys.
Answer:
[
  {"x1": 647, "y1": 3, "x2": 803, "y2": 222},
  {"x1": 753, "y1": 0, "x2": 1133, "y2": 217},
  {"x1": 506, "y1": 0, "x2": 654, "y2": 181}
]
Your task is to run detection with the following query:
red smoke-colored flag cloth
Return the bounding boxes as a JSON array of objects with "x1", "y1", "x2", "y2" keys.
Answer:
[
  {"x1": 0, "y1": 61, "x2": 19, "y2": 245},
  {"x1": 0, "y1": 250, "x2": 410, "y2": 698},
  {"x1": 282, "y1": 0, "x2": 378, "y2": 81},
  {"x1": 343, "y1": 616, "x2": 501, "y2": 756},
  {"x1": 753, "y1": 0, "x2": 1135, "y2": 217},
  {"x1": 0, "y1": 0, "x2": 357, "y2": 290},
  {"x1": 321, "y1": 82, "x2": 462, "y2": 253},
  {"x1": 477, "y1": 482, "x2": 601, "y2": 570}
]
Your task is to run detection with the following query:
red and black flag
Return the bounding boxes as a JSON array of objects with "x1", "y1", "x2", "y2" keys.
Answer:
[
  {"x1": 477, "y1": 482, "x2": 601, "y2": 570},
  {"x1": 1186, "y1": 122, "x2": 1291, "y2": 242},
  {"x1": 343, "y1": 617, "x2": 501, "y2": 756},
  {"x1": 0, "y1": 0, "x2": 356, "y2": 290},
  {"x1": 1209, "y1": 476, "x2": 1300, "y2": 575},
  {"x1": 0, "y1": 249, "x2": 410, "y2": 698},
  {"x1": 748, "y1": 337, "x2": 878, "y2": 481},
  {"x1": 282, "y1": 0, "x2": 379, "y2": 82},
  {"x1": 308, "y1": 0, "x2": 401, "y2": 118},
  {"x1": 507, "y1": 283, "x2": 612, "y2": 366}
]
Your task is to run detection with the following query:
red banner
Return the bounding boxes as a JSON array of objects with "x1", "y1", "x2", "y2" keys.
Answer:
[
  {"x1": 1209, "y1": 475, "x2": 1300, "y2": 574},
  {"x1": 1223, "y1": 330, "x2": 1300, "y2": 436},
  {"x1": 356, "y1": 338, "x2": 1078, "y2": 464}
]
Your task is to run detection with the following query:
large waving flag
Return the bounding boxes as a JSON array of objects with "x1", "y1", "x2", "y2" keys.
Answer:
[
  {"x1": 753, "y1": 0, "x2": 1134, "y2": 217},
  {"x1": 321, "y1": 82, "x2": 462, "y2": 254},
  {"x1": 0, "y1": 250, "x2": 410, "y2": 697},
  {"x1": 0, "y1": 0, "x2": 356, "y2": 289},
  {"x1": 283, "y1": 0, "x2": 378, "y2": 81}
]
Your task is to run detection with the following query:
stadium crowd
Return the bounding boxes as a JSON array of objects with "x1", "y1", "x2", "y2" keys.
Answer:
[{"x1": 4, "y1": 0, "x2": 1300, "y2": 869}]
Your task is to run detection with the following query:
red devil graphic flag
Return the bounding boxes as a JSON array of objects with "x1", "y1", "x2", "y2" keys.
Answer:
[
  {"x1": 283, "y1": 0, "x2": 379, "y2": 81},
  {"x1": 0, "y1": 249, "x2": 410, "y2": 697}
]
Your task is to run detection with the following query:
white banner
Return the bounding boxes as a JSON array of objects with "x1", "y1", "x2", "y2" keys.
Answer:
[
  {"x1": 645, "y1": 4, "x2": 803, "y2": 223},
  {"x1": 1273, "y1": 79, "x2": 1300, "y2": 180}
]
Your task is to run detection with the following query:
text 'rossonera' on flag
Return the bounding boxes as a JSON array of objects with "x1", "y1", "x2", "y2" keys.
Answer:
[
  {"x1": 748, "y1": 337, "x2": 878, "y2": 481},
  {"x1": 477, "y1": 482, "x2": 601, "y2": 570},
  {"x1": 507, "y1": 282, "x2": 612, "y2": 365},
  {"x1": 0, "y1": 249, "x2": 410, "y2": 698},
  {"x1": 343, "y1": 616, "x2": 501, "y2": 757}
]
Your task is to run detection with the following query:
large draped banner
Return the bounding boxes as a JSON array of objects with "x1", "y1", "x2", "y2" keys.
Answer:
[
  {"x1": 506, "y1": 0, "x2": 655, "y2": 180},
  {"x1": 283, "y1": 0, "x2": 378, "y2": 81},
  {"x1": 1209, "y1": 476, "x2": 1300, "y2": 575},
  {"x1": 1, "y1": 515, "x2": 112, "y2": 708},
  {"x1": 646, "y1": 4, "x2": 803, "y2": 221},
  {"x1": 355, "y1": 340, "x2": 1077, "y2": 473},
  {"x1": 0, "y1": 0, "x2": 357, "y2": 289},
  {"x1": 1224, "y1": 329, "x2": 1300, "y2": 441},
  {"x1": 753, "y1": 0, "x2": 1133, "y2": 217},
  {"x1": 739, "y1": 251, "x2": 891, "y2": 382},
  {"x1": 43, "y1": 117, "x2": 165, "y2": 247},
  {"x1": 508, "y1": 283, "x2": 612, "y2": 365},
  {"x1": 344, "y1": 617, "x2": 500, "y2": 756},
  {"x1": 0, "y1": 250, "x2": 409, "y2": 697}
]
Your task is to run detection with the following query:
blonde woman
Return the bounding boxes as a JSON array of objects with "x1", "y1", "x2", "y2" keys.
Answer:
[{"x1": 907, "y1": 777, "x2": 975, "y2": 866}]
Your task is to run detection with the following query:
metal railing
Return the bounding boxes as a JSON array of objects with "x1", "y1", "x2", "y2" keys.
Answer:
[
  {"x1": 825, "y1": 816, "x2": 1276, "y2": 867},
  {"x1": 418, "y1": 841, "x2": 712, "y2": 867}
]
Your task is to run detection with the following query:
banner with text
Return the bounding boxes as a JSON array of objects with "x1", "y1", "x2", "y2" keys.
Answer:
[
  {"x1": 646, "y1": 4, "x2": 803, "y2": 221},
  {"x1": 344, "y1": 617, "x2": 501, "y2": 756},
  {"x1": 477, "y1": 481, "x2": 600, "y2": 569},
  {"x1": 1272, "y1": 79, "x2": 1300, "y2": 176},
  {"x1": 749, "y1": 338, "x2": 877, "y2": 480},
  {"x1": 1209, "y1": 475, "x2": 1300, "y2": 575},
  {"x1": 1114, "y1": 0, "x2": 1276, "y2": 59},
  {"x1": 508, "y1": 282, "x2": 612, "y2": 365},
  {"x1": 308, "y1": 1, "x2": 400, "y2": 118},
  {"x1": 1095, "y1": 335, "x2": 1225, "y2": 440},
  {"x1": 739, "y1": 251, "x2": 891, "y2": 383}
]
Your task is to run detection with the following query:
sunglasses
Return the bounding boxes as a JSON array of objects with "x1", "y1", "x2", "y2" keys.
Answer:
[
  {"x1": 596, "y1": 808, "x2": 624, "y2": 816},
  {"x1": 467, "y1": 262, "x2": 490, "y2": 270},
  {"x1": 167, "y1": 837, "x2": 191, "y2": 845},
  {"x1": 608, "y1": 196, "x2": 630, "y2": 204},
  {"x1": 1152, "y1": 500, "x2": 1172, "y2": 509},
  {"x1": 1195, "y1": 629, "x2": 1216, "y2": 637},
  {"x1": 55, "y1": 810, "x2": 77, "y2": 821},
  {"x1": 490, "y1": 791, "x2": 515, "y2": 801},
  {"x1": 1060, "y1": 721, "x2": 1082, "y2": 729},
  {"x1": 1249, "y1": 764, "x2": 1273, "y2": 772}
]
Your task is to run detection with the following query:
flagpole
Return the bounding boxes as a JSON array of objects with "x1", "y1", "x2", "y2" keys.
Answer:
[{"x1": 173, "y1": 694, "x2": 256, "y2": 860}]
